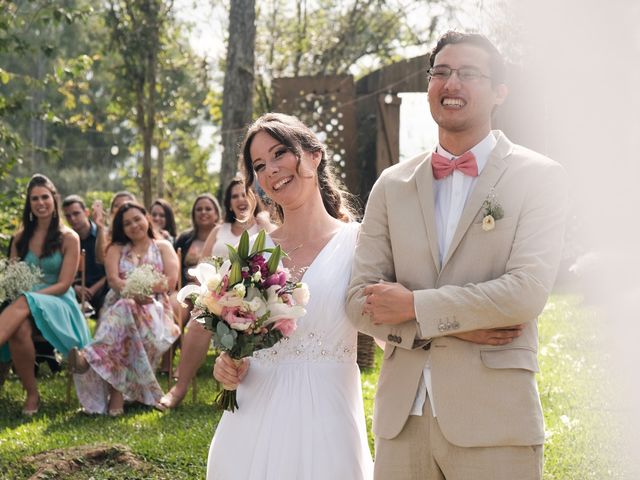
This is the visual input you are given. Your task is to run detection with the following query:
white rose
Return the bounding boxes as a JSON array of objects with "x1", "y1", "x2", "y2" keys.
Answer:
[
  {"x1": 482, "y1": 215, "x2": 495, "y2": 232},
  {"x1": 292, "y1": 283, "x2": 310, "y2": 306}
]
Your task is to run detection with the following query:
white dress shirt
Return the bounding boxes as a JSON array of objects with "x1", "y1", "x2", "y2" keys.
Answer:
[{"x1": 410, "y1": 131, "x2": 497, "y2": 417}]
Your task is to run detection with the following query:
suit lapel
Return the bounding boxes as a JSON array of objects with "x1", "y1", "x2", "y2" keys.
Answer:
[
  {"x1": 414, "y1": 154, "x2": 441, "y2": 273},
  {"x1": 441, "y1": 132, "x2": 513, "y2": 268}
]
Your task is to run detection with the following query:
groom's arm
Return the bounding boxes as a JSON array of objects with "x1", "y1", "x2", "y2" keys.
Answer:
[
  {"x1": 413, "y1": 160, "x2": 569, "y2": 338},
  {"x1": 348, "y1": 158, "x2": 568, "y2": 343},
  {"x1": 346, "y1": 173, "x2": 420, "y2": 350}
]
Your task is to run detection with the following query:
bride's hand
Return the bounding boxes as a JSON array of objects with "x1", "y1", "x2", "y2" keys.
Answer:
[
  {"x1": 213, "y1": 352, "x2": 249, "y2": 388},
  {"x1": 451, "y1": 324, "x2": 524, "y2": 346}
]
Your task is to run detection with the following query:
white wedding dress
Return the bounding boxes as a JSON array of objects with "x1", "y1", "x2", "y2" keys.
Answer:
[{"x1": 207, "y1": 222, "x2": 373, "y2": 479}]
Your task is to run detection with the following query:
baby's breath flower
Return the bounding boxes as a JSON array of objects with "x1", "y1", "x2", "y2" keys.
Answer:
[
  {"x1": 0, "y1": 259, "x2": 43, "y2": 304},
  {"x1": 121, "y1": 264, "x2": 167, "y2": 298}
]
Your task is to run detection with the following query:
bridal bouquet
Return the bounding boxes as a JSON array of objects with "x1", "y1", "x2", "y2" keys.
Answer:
[
  {"x1": 120, "y1": 263, "x2": 167, "y2": 299},
  {"x1": 0, "y1": 259, "x2": 43, "y2": 308},
  {"x1": 177, "y1": 230, "x2": 309, "y2": 411}
]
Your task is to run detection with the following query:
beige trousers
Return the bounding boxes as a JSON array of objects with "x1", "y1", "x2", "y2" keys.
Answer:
[{"x1": 373, "y1": 395, "x2": 543, "y2": 480}]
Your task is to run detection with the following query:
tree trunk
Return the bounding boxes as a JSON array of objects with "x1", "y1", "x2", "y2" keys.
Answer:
[
  {"x1": 143, "y1": 38, "x2": 158, "y2": 209},
  {"x1": 157, "y1": 147, "x2": 164, "y2": 198},
  {"x1": 219, "y1": 0, "x2": 256, "y2": 201}
]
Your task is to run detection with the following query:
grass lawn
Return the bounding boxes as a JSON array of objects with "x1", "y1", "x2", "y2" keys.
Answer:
[{"x1": 0, "y1": 295, "x2": 625, "y2": 479}]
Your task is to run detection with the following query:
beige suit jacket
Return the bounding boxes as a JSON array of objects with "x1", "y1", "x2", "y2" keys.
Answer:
[{"x1": 347, "y1": 131, "x2": 568, "y2": 448}]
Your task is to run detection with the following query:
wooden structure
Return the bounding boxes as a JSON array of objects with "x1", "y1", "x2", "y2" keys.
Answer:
[{"x1": 272, "y1": 75, "x2": 358, "y2": 195}]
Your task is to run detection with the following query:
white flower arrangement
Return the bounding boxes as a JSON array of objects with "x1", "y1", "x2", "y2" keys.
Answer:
[
  {"x1": 481, "y1": 188, "x2": 504, "y2": 232},
  {"x1": 0, "y1": 259, "x2": 43, "y2": 305},
  {"x1": 120, "y1": 263, "x2": 167, "y2": 298}
]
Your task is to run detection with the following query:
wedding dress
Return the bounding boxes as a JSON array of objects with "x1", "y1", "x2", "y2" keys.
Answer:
[{"x1": 207, "y1": 222, "x2": 373, "y2": 479}]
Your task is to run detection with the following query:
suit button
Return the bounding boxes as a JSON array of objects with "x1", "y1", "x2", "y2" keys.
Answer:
[{"x1": 387, "y1": 334, "x2": 394, "y2": 342}]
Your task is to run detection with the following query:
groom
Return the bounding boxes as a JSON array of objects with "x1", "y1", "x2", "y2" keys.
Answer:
[{"x1": 347, "y1": 31, "x2": 568, "y2": 479}]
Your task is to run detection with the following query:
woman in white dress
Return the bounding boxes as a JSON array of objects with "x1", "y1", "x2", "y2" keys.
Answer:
[{"x1": 207, "y1": 113, "x2": 373, "y2": 479}]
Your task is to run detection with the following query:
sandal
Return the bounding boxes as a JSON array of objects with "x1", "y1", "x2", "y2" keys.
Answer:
[
  {"x1": 22, "y1": 394, "x2": 40, "y2": 417},
  {"x1": 156, "y1": 388, "x2": 186, "y2": 411}
]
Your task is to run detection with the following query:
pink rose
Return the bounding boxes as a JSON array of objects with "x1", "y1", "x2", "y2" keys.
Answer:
[
  {"x1": 222, "y1": 306, "x2": 257, "y2": 331},
  {"x1": 273, "y1": 318, "x2": 296, "y2": 337}
]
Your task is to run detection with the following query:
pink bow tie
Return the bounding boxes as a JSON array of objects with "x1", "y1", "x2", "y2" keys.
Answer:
[{"x1": 431, "y1": 151, "x2": 478, "y2": 180}]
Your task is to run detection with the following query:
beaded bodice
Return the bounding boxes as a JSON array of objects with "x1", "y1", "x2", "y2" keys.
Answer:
[{"x1": 253, "y1": 222, "x2": 359, "y2": 365}]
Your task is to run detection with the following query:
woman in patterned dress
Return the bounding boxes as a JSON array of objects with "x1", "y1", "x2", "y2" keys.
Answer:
[{"x1": 71, "y1": 202, "x2": 179, "y2": 416}]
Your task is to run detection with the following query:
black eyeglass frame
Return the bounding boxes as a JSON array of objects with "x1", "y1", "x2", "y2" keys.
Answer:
[{"x1": 427, "y1": 66, "x2": 492, "y2": 82}]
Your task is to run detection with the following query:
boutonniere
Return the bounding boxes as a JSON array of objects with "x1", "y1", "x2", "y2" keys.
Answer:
[{"x1": 481, "y1": 188, "x2": 504, "y2": 231}]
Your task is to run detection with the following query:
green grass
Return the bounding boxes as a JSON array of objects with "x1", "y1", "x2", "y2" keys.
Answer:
[
  {"x1": 0, "y1": 295, "x2": 625, "y2": 479},
  {"x1": 538, "y1": 296, "x2": 625, "y2": 479}
]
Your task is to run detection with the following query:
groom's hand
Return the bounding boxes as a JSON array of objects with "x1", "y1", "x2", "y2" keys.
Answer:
[
  {"x1": 362, "y1": 281, "x2": 415, "y2": 325},
  {"x1": 451, "y1": 325, "x2": 524, "y2": 345}
]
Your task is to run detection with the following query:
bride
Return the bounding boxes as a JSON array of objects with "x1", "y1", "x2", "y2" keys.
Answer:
[{"x1": 207, "y1": 113, "x2": 373, "y2": 479}]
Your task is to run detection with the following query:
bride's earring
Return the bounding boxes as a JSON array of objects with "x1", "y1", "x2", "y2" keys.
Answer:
[{"x1": 29, "y1": 212, "x2": 34, "y2": 222}]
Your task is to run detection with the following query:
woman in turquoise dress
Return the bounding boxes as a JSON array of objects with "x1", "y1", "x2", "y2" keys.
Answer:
[
  {"x1": 71, "y1": 202, "x2": 180, "y2": 416},
  {"x1": 0, "y1": 174, "x2": 91, "y2": 416}
]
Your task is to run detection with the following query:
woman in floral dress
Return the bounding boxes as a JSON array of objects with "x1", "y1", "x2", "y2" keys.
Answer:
[{"x1": 71, "y1": 202, "x2": 180, "y2": 416}]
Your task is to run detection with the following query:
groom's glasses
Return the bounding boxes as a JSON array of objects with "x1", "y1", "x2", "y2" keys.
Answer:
[{"x1": 427, "y1": 66, "x2": 492, "y2": 83}]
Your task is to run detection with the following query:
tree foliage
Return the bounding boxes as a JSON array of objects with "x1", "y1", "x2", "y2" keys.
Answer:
[
  {"x1": 253, "y1": 0, "x2": 444, "y2": 112},
  {"x1": 1, "y1": 0, "x2": 215, "y2": 238}
]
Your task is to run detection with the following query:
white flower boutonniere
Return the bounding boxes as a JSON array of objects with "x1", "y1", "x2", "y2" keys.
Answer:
[{"x1": 481, "y1": 188, "x2": 504, "y2": 231}]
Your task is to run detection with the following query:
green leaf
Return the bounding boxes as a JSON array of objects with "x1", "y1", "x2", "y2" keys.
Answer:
[
  {"x1": 0, "y1": 69, "x2": 10, "y2": 85},
  {"x1": 216, "y1": 321, "x2": 230, "y2": 336},
  {"x1": 250, "y1": 229, "x2": 266, "y2": 255},
  {"x1": 221, "y1": 333, "x2": 235, "y2": 349},
  {"x1": 228, "y1": 261, "x2": 242, "y2": 285},
  {"x1": 237, "y1": 230, "x2": 249, "y2": 259},
  {"x1": 226, "y1": 244, "x2": 240, "y2": 264},
  {"x1": 267, "y1": 245, "x2": 283, "y2": 275}
]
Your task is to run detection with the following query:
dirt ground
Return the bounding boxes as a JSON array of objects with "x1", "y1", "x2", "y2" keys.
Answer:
[{"x1": 23, "y1": 444, "x2": 170, "y2": 479}]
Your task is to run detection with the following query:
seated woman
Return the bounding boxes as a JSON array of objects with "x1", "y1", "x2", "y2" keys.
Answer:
[
  {"x1": 150, "y1": 198, "x2": 177, "y2": 244},
  {"x1": 0, "y1": 174, "x2": 91, "y2": 416},
  {"x1": 158, "y1": 178, "x2": 270, "y2": 409},
  {"x1": 70, "y1": 202, "x2": 180, "y2": 416},
  {"x1": 174, "y1": 193, "x2": 221, "y2": 289}
]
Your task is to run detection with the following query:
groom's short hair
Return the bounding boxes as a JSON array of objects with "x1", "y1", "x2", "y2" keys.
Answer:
[{"x1": 429, "y1": 31, "x2": 506, "y2": 85}]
